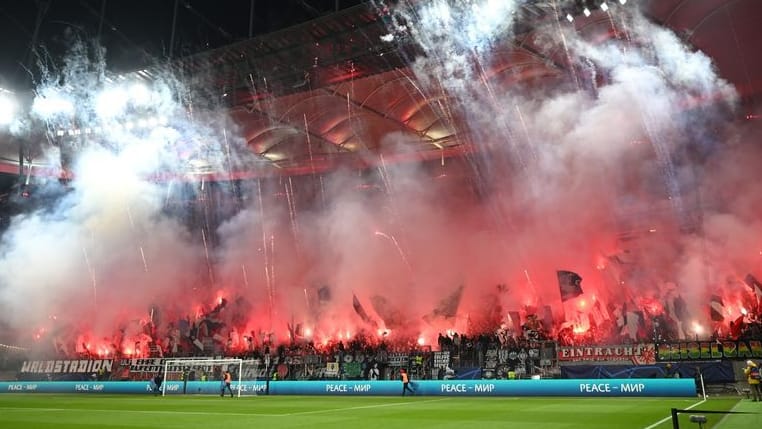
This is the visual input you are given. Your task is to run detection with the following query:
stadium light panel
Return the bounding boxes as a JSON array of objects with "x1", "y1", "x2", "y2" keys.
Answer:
[
  {"x1": 95, "y1": 87, "x2": 128, "y2": 119},
  {"x1": 583, "y1": 7, "x2": 591, "y2": 17},
  {"x1": 0, "y1": 92, "x2": 16, "y2": 125},
  {"x1": 600, "y1": 2, "x2": 609, "y2": 12},
  {"x1": 129, "y1": 82, "x2": 153, "y2": 106},
  {"x1": 32, "y1": 91, "x2": 75, "y2": 119},
  {"x1": 566, "y1": 13, "x2": 574, "y2": 22}
]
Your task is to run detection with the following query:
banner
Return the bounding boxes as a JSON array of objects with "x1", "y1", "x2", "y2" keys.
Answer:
[
  {"x1": 20, "y1": 359, "x2": 113, "y2": 374},
  {"x1": 656, "y1": 339, "x2": 762, "y2": 361},
  {"x1": 0, "y1": 379, "x2": 696, "y2": 397},
  {"x1": 557, "y1": 344, "x2": 656, "y2": 365},
  {"x1": 115, "y1": 358, "x2": 239, "y2": 373}
]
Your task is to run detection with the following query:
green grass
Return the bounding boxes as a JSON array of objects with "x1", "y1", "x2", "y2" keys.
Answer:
[{"x1": 0, "y1": 394, "x2": 753, "y2": 429}]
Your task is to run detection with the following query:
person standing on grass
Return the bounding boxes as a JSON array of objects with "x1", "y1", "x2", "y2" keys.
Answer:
[
  {"x1": 401, "y1": 368, "x2": 414, "y2": 396},
  {"x1": 220, "y1": 370, "x2": 234, "y2": 398},
  {"x1": 744, "y1": 360, "x2": 761, "y2": 401},
  {"x1": 151, "y1": 373, "x2": 163, "y2": 396}
]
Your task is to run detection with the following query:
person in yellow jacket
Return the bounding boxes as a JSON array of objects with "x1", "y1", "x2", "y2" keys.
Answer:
[{"x1": 744, "y1": 360, "x2": 761, "y2": 401}]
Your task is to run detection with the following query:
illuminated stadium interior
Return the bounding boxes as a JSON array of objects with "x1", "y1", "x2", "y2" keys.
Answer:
[{"x1": 0, "y1": 0, "x2": 761, "y2": 369}]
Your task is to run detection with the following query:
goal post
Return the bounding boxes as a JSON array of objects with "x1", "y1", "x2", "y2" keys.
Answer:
[{"x1": 161, "y1": 358, "x2": 244, "y2": 397}]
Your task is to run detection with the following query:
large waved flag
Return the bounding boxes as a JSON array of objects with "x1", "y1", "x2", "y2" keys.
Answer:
[
  {"x1": 744, "y1": 274, "x2": 762, "y2": 298},
  {"x1": 557, "y1": 270, "x2": 583, "y2": 301},
  {"x1": 433, "y1": 285, "x2": 465, "y2": 320},
  {"x1": 710, "y1": 294, "x2": 725, "y2": 321},
  {"x1": 423, "y1": 285, "x2": 465, "y2": 325},
  {"x1": 371, "y1": 295, "x2": 404, "y2": 329},
  {"x1": 352, "y1": 293, "x2": 377, "y2": 327}
]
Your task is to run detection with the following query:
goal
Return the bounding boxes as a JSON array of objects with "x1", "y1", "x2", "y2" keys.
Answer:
[{"x1": 161, "y1": 358, "x2": 252, "y2": 397}]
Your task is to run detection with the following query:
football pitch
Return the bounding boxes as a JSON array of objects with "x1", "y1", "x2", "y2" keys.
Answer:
[{"x1": 0, "y1": 394, "x2": 759, "y2": 429}]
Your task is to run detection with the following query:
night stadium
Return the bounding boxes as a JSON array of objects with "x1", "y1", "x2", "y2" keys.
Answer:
[{"x1": 1, "y1": 1, "x2": 762, "y2": 428}]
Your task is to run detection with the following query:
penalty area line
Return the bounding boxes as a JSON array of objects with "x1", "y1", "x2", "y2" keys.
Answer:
[
  {"x1": 642, "y1": 398, "x2": 707, "y2": 429},
  {"x1": 280, "y1": 398, "x2": 451, "y2": 416}
]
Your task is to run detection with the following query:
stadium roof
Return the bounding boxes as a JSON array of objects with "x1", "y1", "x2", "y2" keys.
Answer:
[{"x1": 0, "y1": 0, "x2": 761, "y2": 178}]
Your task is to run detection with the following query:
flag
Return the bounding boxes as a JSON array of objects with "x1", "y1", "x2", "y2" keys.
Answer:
[
  {"x1": 542, "y1": 305, "x2": 554, "y2": 332},
  {"x1": 352, "y1": 293, "x2": 377, "y2": 327},
  {"x1": 507, "y1": 311, "x2": 522, "y2": 333},
  {"x1": 317, "y1": 286, "x2": 332, "y2": 304},
  {"x1": 423, "y1": 285, "x2": 464, "y2": 325},
  {"x1": 730, "y1": 314, "x2": 746, "y2": 339},
  {"x1": 744, "y1": 274, "x2": 762, "y2": 298},
  {"x1": 622, "y1": 309, "x2": 644, "y2": 341},
  {"x1": 371, "y1": 295, "x2": 404, "y2": 329},
  {"x1": 590, "y1": 299, "x2": 608, "y2": 326},
  {"x1": 557, "y1": 270, "x2": 583, "y2": 301},
  {"x1": 665, "y1": 293, "x2": 688, "y2": 340},
  {"x1": 710, "y1": 295, "x2": 725, "y2": 321},
  {"x1": 287, "y1": 322, "x2": 303, "y2": 340},
  {"x1": 431, "y1": 285, "x2": 465, "y2": 320},
  {"x1": 673, "y1": 295, "x2": 689, "y2": 320}
]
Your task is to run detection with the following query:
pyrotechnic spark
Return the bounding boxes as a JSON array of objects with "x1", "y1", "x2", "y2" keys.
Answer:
[
  {"x1": 304, "y1": 113, "x2": 316, "y2": 176},
  {"x1": 285, "y1": 177, "x2": 300, "y2": 253},
  {"x1": 81, "y1": 247, "x2": 97, "y2": 305},
  {"x1": 374, "y1": 231, "x2": 413, "y2": 274},
  {"x1": 257, "y1": 179, "x2": 274, "y2": 329},
  {"x1": 201, "y1": 228, "x2": 214, "y2": 284},
  {"x1": 242, "y1": 264, "x2": 249, "y2": 288},
  {"x1": 139, "y1": 246, "x2": 149, "y2": 272}
]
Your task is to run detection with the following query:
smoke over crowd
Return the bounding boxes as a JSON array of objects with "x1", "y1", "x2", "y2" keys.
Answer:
[{"x1": 0, "y1": 0, "x2": 760, "y2": 359}]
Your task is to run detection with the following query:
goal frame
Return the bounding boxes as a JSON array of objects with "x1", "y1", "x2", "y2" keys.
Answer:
[{"x1": 161, "y1": 358, "x2": 244, "y2": 397}]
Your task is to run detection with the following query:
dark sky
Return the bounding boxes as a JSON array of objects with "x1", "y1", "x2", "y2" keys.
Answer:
[{"x1": 0, "y1": 0, "x2": 366, "y2": 90}]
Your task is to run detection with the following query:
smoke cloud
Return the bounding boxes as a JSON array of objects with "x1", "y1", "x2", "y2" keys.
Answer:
[{"x1": 0, "y1": 0, "x2": 758, "y2": 355}]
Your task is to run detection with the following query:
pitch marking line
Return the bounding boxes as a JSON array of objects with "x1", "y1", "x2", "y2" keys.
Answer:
[
  {"x1": 0, "y1": 398, "x2": 450, "y2": 418},
  {"x1": 643, "y1": 398, "x2": 706, "y2": 429}
]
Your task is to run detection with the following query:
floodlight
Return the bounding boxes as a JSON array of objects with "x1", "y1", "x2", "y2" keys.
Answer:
[
  {"x1": 0, "y1": 92, "x2": 16, "y2": 125},
  {"x1": 600, "y1": 2, "x2": 609, "y2": 12},
  {"x1": 95, "y1": 87, "x2": 128, "y2": 119},
  {"x1": 619, "y1": 0, "x2": 627, "y2": 4},
  {"x1": 32, "y1": 91, "x2": 75, "y2": 119},
  {"x1": 129, "y1": 82, "x2": 153, "y2": 106},
  {"x1": 566, "y1": 13, "x2": 574, "y2": 22},
  {"x1": 583, "y1": 7, "x2": 591, "y2": 17}
]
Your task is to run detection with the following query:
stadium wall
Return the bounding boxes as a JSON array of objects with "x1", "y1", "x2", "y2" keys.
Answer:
[{"x1": 0, "y1": 378, "x2": 696, "y2": 397}]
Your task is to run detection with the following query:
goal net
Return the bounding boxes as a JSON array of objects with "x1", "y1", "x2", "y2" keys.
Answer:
[{"x1": 160, "y1": 358, "x2": 265, "y2": 397}]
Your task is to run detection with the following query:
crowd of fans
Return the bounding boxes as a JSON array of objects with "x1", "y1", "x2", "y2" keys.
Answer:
[{"x1": 27, "y1": 290, "x2": 762, "y2": 367}]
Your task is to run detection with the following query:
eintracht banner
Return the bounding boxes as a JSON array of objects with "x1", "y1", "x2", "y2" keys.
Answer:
[{"x1": 557, "y1": 344, "x2": 656, "y2": 365}]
